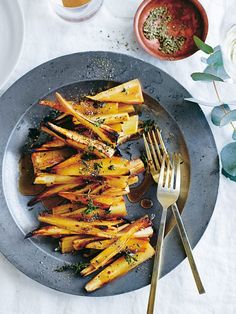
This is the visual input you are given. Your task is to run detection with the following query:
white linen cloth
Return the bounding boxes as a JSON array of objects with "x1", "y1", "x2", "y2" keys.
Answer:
[{"x1": 1, "y1": 0, "x2": 236, "y2": 313}]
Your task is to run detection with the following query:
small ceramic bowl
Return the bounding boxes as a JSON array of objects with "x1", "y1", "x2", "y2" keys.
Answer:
[{"x1": 134, "y1": 0, "x2": 209, "y2": 61}]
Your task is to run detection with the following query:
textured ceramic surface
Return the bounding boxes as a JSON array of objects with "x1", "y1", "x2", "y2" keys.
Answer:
[{"x1": 0, "y1": 51, "x2": 219, "y2": 296}]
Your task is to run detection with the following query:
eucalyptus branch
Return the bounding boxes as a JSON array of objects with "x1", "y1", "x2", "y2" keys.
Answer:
[
  {"x1": 212, "y1": 81, "x2": 236, "y2": 131},
  {"x1": 190, "y1": 35, "x2": 236, "y2": 181}
]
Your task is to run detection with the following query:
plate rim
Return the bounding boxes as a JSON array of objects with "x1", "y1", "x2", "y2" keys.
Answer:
[{"x1": 0, "y1": 51, "x2": 219, "y2": 296}]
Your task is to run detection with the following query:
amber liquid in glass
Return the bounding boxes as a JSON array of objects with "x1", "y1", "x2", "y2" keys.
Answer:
[{"x1": 62, "y1": 0, "x2": 91, "y2": 7}]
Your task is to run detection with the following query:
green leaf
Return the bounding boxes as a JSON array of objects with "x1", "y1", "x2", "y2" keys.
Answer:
[
  {"x1": 233, "y1": 130, "x2": 236, "y2": 140},
  {"x1": 193, "y1": 35, "x2": 214, "y2": 54},
  {"x1": 221, "y1": 142, "x2": 236, "y2": 180},
  {"x1": 203, "y1": 47, "x2": 229, "y2": 80},
  {"x1": 191, "y1": 72, "x2": 224, "y2": 82},
  {"x1": 204, "y1": 64, "x2": 229, "y2": 80},
  {"x1": 222, "y1": 169, "x2": 236, "y2": 182},
  {"x1": 211, "y1": 104, "x2": 236, "y2": 126},
  {"x1": 206, "y1": 48, "x2": 223, "y2": 66}
]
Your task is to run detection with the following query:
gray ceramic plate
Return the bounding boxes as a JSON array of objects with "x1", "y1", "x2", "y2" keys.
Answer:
[{"x1": 0, "y1": 52, "x2": 219, "y2": 296}]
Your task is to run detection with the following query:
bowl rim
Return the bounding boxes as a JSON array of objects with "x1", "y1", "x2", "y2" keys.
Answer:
[{"x1": 134, "y1": 0, "x2": 209, "y2": 61}]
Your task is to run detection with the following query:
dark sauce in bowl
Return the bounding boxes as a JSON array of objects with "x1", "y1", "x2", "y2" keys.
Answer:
[{"x1": 134, "y1": 0, "x2": 208, "y2": 60}]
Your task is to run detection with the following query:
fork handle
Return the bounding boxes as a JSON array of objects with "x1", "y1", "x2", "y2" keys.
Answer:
[
  {"x1": 147, "y1": 207, "x2": 168, "y2": 314},
  {"x1": 171, "y1": 203, "x2": 205, "y2": 294}
]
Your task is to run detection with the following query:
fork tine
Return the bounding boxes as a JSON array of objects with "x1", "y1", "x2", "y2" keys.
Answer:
[
  {"x1": 174, "y1": 154, "x2": 181, "y2": 191},
  {"x1": 170, "y1": 154, "x2": 176, "y2": 188},
  {"x1": 152, "y1": 129, "x2": 162, "y2": 166},
  {"x1": 164, "y1": 156, "x2": 171, "y2": 188},
  {"x1": 158, "y1": 153, "x2": 166, "y2": 187},
  {"x1": 147, "y1": 131, "x2": 160, "y2": 170},
  {"x1": 143, "y1": 133, "x2": 153, "y2": 162},
  {"x1": 156, "y1": 129, "x2": 168, "y2": 159}
]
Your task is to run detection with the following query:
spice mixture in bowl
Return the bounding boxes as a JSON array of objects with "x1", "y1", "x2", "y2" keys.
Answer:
[{"x1": 134, "y1": 0, "x2": 208, "y2": 60}]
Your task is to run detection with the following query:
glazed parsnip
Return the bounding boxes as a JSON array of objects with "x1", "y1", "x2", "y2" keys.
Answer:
[
  {"x1": 38, "y1": 215, "x2": 118, "y2": 238},
  {"x1": 61, "y1": 201, "x2": 127, "y2": 219},
  {"x1": 33, "y1": 138, "x2": 66, "y2": 151},
  {"x1": 89, "y1": 216, "x2": 151, "y2": 269},
  {"x1": 28, "y1": 183, "x2": 80, "y2": 206},
  {"x1": 23, "y1": 79, "x2": 156, "y2": 293},
  {"x1": 40, "y1": 99, "x2": 119, "y2": 115},
  {"x1": 55, "y1": 157, "x2": 130, "y2": 176},
  {"x1": 85, "y1": 238, "x2": 149, "y2": 251},
  {"x1": 31, "y1": 149, "x2": 73, "y2": 171},
  {"x1": 87, "y1": 79, "x2": 144, "y2": 104},
  {"x1": 85, "y1": 243, "x2": 155, "y2": 292},
  {"x1": 55, "y1": 92, "x2": 118, "y2": 146},
  {"x1": 26, "y1": 226, "x2": 78, "y2": 238},
  {"x1": 60, "y1": 235, "x2": 82, "y2": 253},
  {"x1": 47, "y1": 122, "x2": 115, "y2": 158},
  {"x1": 58, "y1": 193, "x2": 123, "y2": 207}
]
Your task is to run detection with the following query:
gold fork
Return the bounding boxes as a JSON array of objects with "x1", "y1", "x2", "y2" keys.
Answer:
[
  {"x1": 146, "y1": 151, "x2": 180, "y2": 314},
  {"x1": 144, "y1": 130, "x2": 205, "y2": 312}
]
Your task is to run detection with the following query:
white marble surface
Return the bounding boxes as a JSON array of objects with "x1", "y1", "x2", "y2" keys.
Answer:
[{"x1": 1, "y1": 0, "x2": 236, "y2": 313}]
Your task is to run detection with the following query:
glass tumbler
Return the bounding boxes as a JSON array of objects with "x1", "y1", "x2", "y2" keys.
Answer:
[
  {"x1": 220, "y1": 0, "x2": 236, "y2": 81},
  {"x1": 51, "y1": 0, "x2": 103, "y2": 22}
]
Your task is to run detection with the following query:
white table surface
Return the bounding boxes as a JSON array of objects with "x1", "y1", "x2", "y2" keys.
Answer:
[{"x1": 1, "y1": 0, "x2": 236, "y2": 313}]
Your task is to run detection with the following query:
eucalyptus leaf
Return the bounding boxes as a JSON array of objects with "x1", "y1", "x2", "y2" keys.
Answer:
[
  {"x1": 193, "y1": 35, "x2": 214, "y2": 54},
  {"x1": 191, "y1": 72, "x2": 224, "y2": 82},
  {"x1": 206, "y1": 49, "x2": 223, "y2": 66},
  {"x1": 203, "y1": 47, "x2": 229, "y2": 80},
  {"x1": 221, "y1": 142, "x2": 236, "y2": 179},
  {"x1": 232, "y1": 130, "x2": 236, "y2": 140},
  {"x1": 204, "y1": 64, "x2": 229, "y2": 80},
  {"x1": 210, "y1": 104, "x2": 236, "y2": 126},
  {"x1": 222, "y1": 169, "x2": 236, "y2": 182}
]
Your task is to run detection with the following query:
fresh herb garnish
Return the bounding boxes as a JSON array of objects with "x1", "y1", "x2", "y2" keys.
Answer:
[
  {"x1": 142, "y1": 119, "x2": 156, "y2": 132},
  {"x1": 55, "y1": 262, "x2": 89, "y2": 275},
  {"x1": 124, "y1": 252, "x2": 138, "y2": 264},
  {"x1": 94, "y1": 118, "x2": 105, "y2": 127},
  {"x1": 140, "y1": 152, "x2": 148, "y2": 168},
  {"x1": 94, "y1": 162, "x2": 102, "y2": 171},
  {"x1": 84, "y1": 198, "x2": 98, "y2": 215},
  {"x1": 82, "y1": 159, "x2": 88, "y2": 167},
  {"x1": 82, "y1": 152, "x2": 97, "y2": 161},
  {"x1": 93, "y1": 102, "x2": 105, "y2": 109},
  {"x1": 108, "y1": 165, "x2": 115, "y2": 170},
  {"x1": 105, "y1": 208, "x2": 111, "y2": 214},
  {"x1": 88, "y1": 145, "x2": 95, "y2": 151}
]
